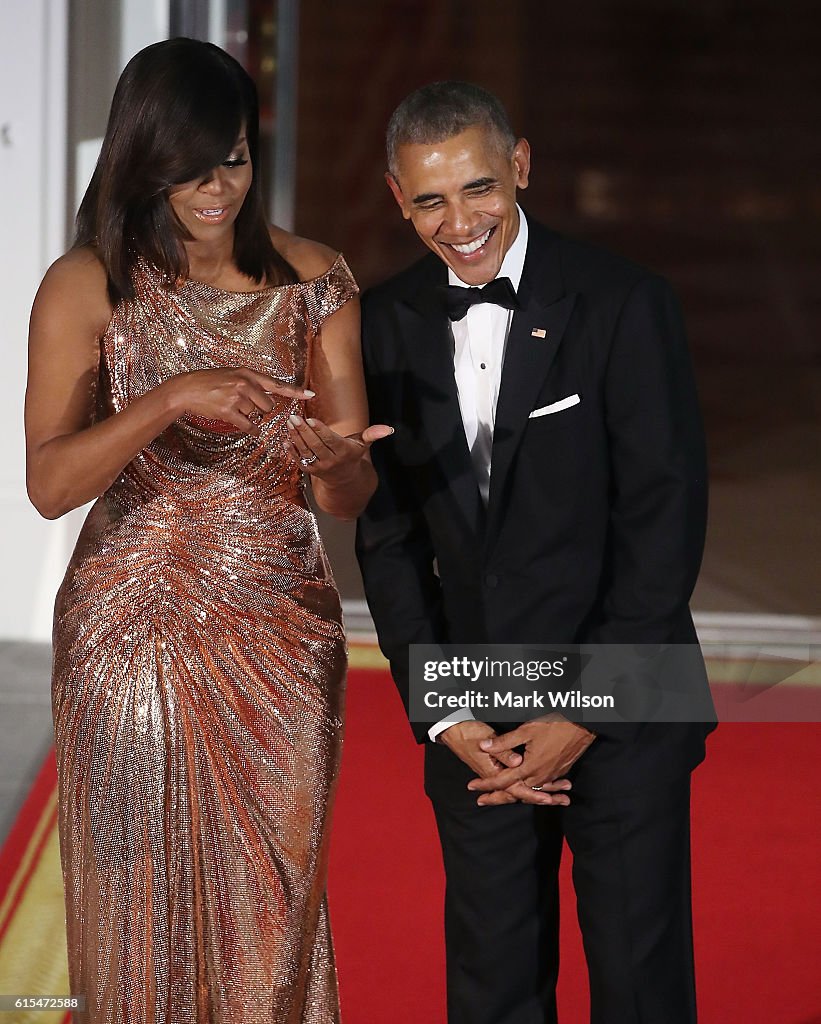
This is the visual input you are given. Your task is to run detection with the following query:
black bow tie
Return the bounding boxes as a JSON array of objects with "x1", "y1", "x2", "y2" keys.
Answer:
[{"x1": 438, "y1": 277, "x2": 520, "y2": 321}]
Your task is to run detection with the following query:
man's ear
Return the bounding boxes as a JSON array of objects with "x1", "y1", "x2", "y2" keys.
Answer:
[
  {"x1": 385, "y1": 172, "x2": 411, "y2": 219},
  {"x1": 512, "y1": 139, "x2": 531, "y2": 191}
]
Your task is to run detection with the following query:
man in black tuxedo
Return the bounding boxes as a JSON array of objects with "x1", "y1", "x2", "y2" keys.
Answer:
[{"x1": 356, "y1": 81, "x2": 712, "y2": 1024}]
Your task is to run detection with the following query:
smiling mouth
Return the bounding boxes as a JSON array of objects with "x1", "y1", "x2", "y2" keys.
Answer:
[
  {"x1": 194, "y1": 208, "x2": 229, "y2": 222},
  {"x1": 446, "y1": 227, "x2": 494, "y2": 256}
]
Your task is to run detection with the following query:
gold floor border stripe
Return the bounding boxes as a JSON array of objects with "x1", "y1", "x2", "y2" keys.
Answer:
[
  {"x1": 0, "y1": 789, "x2": 58, "y2": 941},
  {"x1": 0, "y1": 779, "x2": 71, "y2": 1024},
  {"x1": 348, "y1": 642, "x2": 388, "y2": 670},
  {"x1": 0, "y1": 812, "x2": 70, "y2": 1024}
]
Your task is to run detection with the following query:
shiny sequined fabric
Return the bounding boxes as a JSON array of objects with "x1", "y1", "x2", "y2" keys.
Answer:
[{"x1": 52, "y1": 255, "x2": 358, "y2": 1023}]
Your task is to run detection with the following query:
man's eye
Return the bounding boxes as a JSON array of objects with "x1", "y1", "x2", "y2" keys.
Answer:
[
  {"x1": 417, "y1": 202, "x2": 443, "y2": 212},
  {"x1": 466, "y1": 186, "x2": 492, "y2": 197}
]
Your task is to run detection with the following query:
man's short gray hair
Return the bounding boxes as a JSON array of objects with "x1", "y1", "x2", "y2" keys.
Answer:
[{"x1": 386, "y1": 81, "x2": 517, "y2": 177}]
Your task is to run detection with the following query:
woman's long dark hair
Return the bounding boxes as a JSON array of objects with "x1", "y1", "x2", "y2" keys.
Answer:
[{"x1": 75, "y1": 37, "x2": 295, "y2": 302}]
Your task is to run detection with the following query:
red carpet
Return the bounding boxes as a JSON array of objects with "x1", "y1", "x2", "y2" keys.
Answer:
[
  {"x1": 1, "y1": 666, "x2": 819, "y2": 1023},
  {"x1": 329, "y1": 668, "x2": 821, "y2": 1024}
]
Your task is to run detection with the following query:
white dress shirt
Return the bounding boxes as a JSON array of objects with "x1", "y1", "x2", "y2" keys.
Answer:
[
  {"x1": 450, "y1": 209, "x2": 529, "y2": 503},
  {"x1": 428, "y1": 208, "x2": 529, "y2": 742}
]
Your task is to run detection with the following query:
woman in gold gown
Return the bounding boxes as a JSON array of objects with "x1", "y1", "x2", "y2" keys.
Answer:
[{"x1": 24, "y1": 38, "x2": 389, "y2": 1024}]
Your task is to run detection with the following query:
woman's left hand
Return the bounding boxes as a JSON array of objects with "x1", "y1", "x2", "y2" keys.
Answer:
[{"x1": 285, "y1": 414, "x2": 393, "y2": 479}]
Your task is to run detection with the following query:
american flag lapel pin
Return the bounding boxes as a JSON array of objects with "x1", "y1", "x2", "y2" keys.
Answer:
[{"x1": 531, "y1": 328, "x2": 547, "y2": 338}]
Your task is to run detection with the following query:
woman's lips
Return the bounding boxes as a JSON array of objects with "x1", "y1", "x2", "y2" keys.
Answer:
[{"x1": 193, "y1": 207, "x2": 230, "y2": 224}]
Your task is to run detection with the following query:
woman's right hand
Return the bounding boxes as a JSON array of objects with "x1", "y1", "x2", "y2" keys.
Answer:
[{"x1": 165, "y1": 369, "x2": 314, "y2": 434}]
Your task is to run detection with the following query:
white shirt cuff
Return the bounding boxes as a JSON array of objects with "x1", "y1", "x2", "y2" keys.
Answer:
[{"x1": 428, "y1": 708, "x2": 475, "y2": 743}]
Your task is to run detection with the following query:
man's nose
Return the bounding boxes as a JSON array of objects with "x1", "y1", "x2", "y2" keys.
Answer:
[{"x1": 443, "y1": 202, "x2": 477, "y2": 237}]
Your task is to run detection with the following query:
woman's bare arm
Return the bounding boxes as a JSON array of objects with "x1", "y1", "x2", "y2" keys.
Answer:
[{"x1": 275, "y1": 234, "x2": 392, "y2": 520}]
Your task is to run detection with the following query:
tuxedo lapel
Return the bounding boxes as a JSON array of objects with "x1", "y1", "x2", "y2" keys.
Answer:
[
  {"x1": 398, "y1": 272, "x2": 485, "y2": 538},
  {"x1": 486, "y1": 230, "x2": 578, "y2": 540}
]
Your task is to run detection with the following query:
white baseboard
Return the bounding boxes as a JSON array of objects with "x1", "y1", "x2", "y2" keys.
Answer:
[{"x1": 343, "y1": 601, "x2": 821, "y2": 647}]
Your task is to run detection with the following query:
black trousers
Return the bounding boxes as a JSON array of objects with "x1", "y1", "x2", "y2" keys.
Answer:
[{"x1": 425, "y1": 744, "x2": 698, "y2": 1024}]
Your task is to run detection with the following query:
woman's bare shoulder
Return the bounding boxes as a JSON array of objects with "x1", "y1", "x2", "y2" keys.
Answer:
[
  {"x1": 38, "y1": 246, "x2": 108, "y2": 299},
  {"x1": 45, "y1": 245, "x2": 107, "y2": 286},
  {"x1": 268, "y1": 226, "x2": 340, "y2": 282},
  {"x1": 35, "y1": 247, "x2": 112, "y2": 329}
]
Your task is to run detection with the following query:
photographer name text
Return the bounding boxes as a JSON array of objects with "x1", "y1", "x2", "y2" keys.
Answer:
[{"x1": 423, "y1": 690, "x2": 614, "y2": 710}]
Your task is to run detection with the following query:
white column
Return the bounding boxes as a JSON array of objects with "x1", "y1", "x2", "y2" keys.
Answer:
[
  {"x1": 0, "y1": 0, "x2": 69, "y2": 641},
  {"x1": 209, "y1": 0, "x2": 228, "y2": 49},
  {"x1": 0, "y1": 0, "x2": 173, "y2": 642},
  {"x1": 121, "y1": 0, "x2": 170, "y2": 67},
  {"x1": 271, "y1": 0, "x2": 300, "y2": 231}
]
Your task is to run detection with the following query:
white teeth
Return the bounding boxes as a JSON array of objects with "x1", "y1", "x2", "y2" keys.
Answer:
[
  {"x1": 198, "y1": 209, "x2": 225, "y2": 216},
  {"x1": 451, "y1": 229, "x2": 492, "y2": 255}
]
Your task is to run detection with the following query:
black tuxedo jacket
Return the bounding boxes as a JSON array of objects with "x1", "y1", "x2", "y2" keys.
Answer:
[{"x1": 356, "y1": 218, "x2": 713, "y2": 793}]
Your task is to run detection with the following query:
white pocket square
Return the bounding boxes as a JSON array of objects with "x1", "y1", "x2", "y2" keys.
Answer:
[{"x1": 528, "y1": 394, "x2": 581, "y2": 418}]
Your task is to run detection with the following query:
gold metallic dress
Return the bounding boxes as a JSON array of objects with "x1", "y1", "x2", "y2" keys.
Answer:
[{"x1": 52, "y1": 255, "x2": 357, "y2": 1024}]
